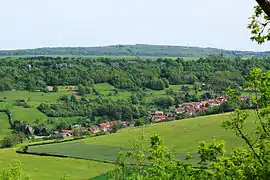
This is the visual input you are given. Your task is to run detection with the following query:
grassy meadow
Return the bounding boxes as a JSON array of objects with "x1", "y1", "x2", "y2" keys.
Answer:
[{"x1": 0, "y1": 148, "x2": 114, "y2": 180}]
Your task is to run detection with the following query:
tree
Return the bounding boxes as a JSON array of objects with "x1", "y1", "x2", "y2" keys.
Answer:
[
  {"x1": 248, "y1": 1, "x2": 270, "y2": 44},
  {"x1": 1, "y1": 134, "x2": 21, "y2": 148},
  {"x1": 162, "y1": 78, "x2": 170, "y2": 88},
  {"x1": 130, "y1": 95, "x2": 138, "y2": 104},
  {"x1": 154, "y1": 96, "x2": 174, "y2": 110},
  {"x1": 53, "y1": 86, "x2": 58, "y2": 92},
  {"x1": 256, "y1": 0, "x2": 270, "y2": 17},
  {"x1": 73, "y1": 127, "x2": 84, "y2": 137},
  {"x1": 135, "y1": 118, "x2": 145, "y2": 126},
  {"x1": 110, "y1": 122, "x2": 122, "y2": 133},
  {"x1": 78, "y1": 84, "x2": 86, "y2": 96},
  {"x1": 111, "y1": 68, "x2": 270, "y2": 179},
  {"x1": 0, "y1": 160, "x2": 29, "y2": 180}
]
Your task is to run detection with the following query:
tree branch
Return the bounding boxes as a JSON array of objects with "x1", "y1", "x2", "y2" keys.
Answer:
[
  {"x1": 235, "y1": 113, "x2": 263, "y2": 165},
  {"x1": 256, "y1": 0, "x2": 270, "y2": 18}
]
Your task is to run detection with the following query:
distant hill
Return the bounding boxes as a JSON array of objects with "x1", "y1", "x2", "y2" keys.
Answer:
[{"x1": 0, "y1": 44, "x2": 270, "y2": 58}]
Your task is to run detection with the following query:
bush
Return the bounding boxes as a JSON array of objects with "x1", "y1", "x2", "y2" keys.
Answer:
[{"x1": 1, "y1": 134, "x2": 23, "y2": 148}]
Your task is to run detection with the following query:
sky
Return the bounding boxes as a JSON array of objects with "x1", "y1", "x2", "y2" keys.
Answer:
[{"x1": 1, "y1": 0, "x2": 269, "y2": 51}]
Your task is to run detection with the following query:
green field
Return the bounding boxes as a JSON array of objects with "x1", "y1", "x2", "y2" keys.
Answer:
[
  {"x1": 28, "y1": 112, "x2": 256, "y2": 166},
  {"x1": 0, "y1": 91, "x2": 73, "y2": 127},
  {"x1": 0, "y1": 112, "x2": 11, "y2": 139},
  {"x1": 0, "y1": 111, "x2": 258, "y2": 179},
  {"x1": 0, "y1": 148, "x2": 114, "y2": 180},
  {"x1": 12, "y1": 107, "x2": 48, "y2": 124}
]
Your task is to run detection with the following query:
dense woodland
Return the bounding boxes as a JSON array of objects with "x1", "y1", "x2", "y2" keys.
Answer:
[
  {"x1": 2, "y1": 55, "x2": 270, "y2": 92},
  {"x1": 1, "y1": 44, "x2": 270, "y2": 57}
]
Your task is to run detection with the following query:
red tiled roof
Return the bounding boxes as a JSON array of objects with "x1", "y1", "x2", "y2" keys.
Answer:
[{"x1": 61, "y1": 130, "x2": 73, "y2": 134}]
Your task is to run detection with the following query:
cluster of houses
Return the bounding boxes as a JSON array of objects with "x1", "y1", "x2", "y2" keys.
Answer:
[
  {"x1": 150, "y1": 95, "x2": 250, "y2": 123},
  {"x1": 53, "y1": 120, "x2": 136, "y2": 138},
  {"x1": 175, "y1": 96, "x2": 228, "y2": 115},
  {"x1": 25, "y1": 95, "x2": 251, "y2": 138},
  {"x1": 150, "y1": 96, "x2": 228, "y2": 123}
]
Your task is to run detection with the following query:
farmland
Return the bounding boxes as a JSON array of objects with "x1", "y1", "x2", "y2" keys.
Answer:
[{"x1": 28, "y1": 112, "x2": 256, "y2": 164}]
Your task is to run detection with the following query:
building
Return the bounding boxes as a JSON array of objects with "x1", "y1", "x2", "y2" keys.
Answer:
[
  {"x1": 54, "y1": 130, "x2": 73, "y2": 138},
  {"x1": 150, "y1": 115, "x2": 168, "y2": 123},
  {"x1": 88, "y1": 126, "x2": 100, "y2": 134},
  {"x1": 151, "y1": 111, "x2": 164, "y2": 116},
  {"x1": 24, "y1": 125, "x2": 34, "y2": 134}
]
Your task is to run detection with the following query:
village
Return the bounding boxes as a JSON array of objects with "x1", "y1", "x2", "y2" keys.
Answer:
[{"x1": 23, "y1": 95, "x2": 250, "y2": 139}]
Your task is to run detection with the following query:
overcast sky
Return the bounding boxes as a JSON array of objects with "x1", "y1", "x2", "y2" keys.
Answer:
[{"x1": 1, "y1": 0, "x2": 269, "y2": 51}]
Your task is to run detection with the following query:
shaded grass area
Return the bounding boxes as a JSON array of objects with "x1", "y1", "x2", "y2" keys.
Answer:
[{"x1": 0, "y1": 112, "x2": 12, "y2": 140}]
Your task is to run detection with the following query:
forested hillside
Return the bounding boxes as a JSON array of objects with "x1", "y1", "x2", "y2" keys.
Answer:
[
  {"x1": 1, "y1": 44, "x2": 270, "y2": 57},
  {"x1": 2, "y1": 55, "x2": 269, "y2": 93}
]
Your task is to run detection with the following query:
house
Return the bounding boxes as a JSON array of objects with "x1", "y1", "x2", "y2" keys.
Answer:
[
  {"x1": 240, "y1": 96, "x2": 249, "y2": 101},
  {"x1": 175, "y1": 108, "x2": 185, "y2": 114},
  {"x1": 151, "y1": 115, "x2": 168, "y2": 123},
  {"x1": 151, "y1": 111, "x2": 164, "y2": 116},
  {"x1": 24, "y1": 125, "x2": 34, "y2": 134},
  {"x1": 99, "y1": 120, "x2": 123, "y2": 132},
  {"x1": 88, "y1": 126, "x2": 100, "y2": 134},
  {"x1": 54, "y1": 130, "x2": 73, "y2": 138},
  {"x1": 99, "y1": 123, "x2": 110, "y2": 132},
  {"x1": 177, "y1": 95, "x2": 228, "y2": 115},
  {"x1": 129, "y1": 121, "x2": 135, "y2": 127},
  {"x1": 47, "y1": 86, "x2": 54, "y2": 92}
]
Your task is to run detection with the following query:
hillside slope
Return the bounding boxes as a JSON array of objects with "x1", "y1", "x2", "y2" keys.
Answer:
[
  {"x1": 1, "y1": 44, "x2": 270, "y2": 57},
  {"x1": 28, "y1": 112, "x2": 257, "y2": 165}
]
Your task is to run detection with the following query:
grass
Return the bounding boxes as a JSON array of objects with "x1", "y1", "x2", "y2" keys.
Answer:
[
  {"x1": 0, "y1": 91, "x2": 71, "y2": 107},
  {"x1": 28, "y1": 112, "x2": 257, "y2": 166},
  {"x1": 0, "y1": 148, "x2": 115, "y2": 180},
  {"x1": 0, "y1": 112, "x2": 12, "y2": 140},
  {"x1": 12, "y1": 107, "x2": 48, "y2": 124},
  {"x1": 58, "y1": 86, "x2": 77, "y2": 92}
]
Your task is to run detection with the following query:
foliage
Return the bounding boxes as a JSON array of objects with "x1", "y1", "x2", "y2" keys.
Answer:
[
  {"x1": 110, "y1": 122, "x2": 122, "y2": 133},
  {"x1": 153, "y1": 96, "x2": 174, "y2": 109},
  {"x1": 110, "y1": 67, "x2": 270, "y2": 179},
  {"x1": 135, "y1": 118, "x2": 145, "y2": 127},
  {"x1": 78, "y1": 84, "x2": 86, "y2": 96},
  {"x1": 0, "y1": 160, "x2": 29, "y2": 180},
  {"x1": 1, "y1": 133, "x2": 25, "y2": 148},
  {"x1": 248, "y1": 4, "x2": 270, "y2": 44}
]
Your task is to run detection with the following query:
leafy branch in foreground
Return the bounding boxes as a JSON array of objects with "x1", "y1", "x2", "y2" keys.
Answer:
[{"x1": 248, "y1": 4, "x2": 270, "y2": 44}]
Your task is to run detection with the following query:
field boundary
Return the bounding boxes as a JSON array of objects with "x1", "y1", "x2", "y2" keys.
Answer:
[{"x1": 16, "y1": 150, "x2": 117, "y2": 165}]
